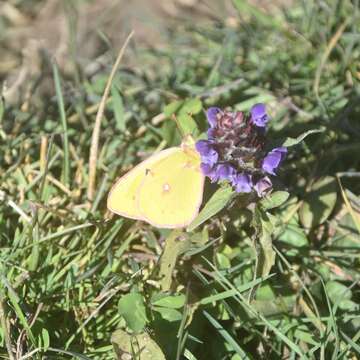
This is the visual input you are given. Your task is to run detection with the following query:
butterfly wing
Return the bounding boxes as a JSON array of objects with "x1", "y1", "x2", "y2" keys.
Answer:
[
  {"x1": 137, "y1": 146, "x2": 204, "y2": 228},
  {"x1": 107, "y1": 148, "x2": 179, "y2": 221}
]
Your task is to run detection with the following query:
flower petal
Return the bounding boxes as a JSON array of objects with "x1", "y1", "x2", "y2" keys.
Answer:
[
  {"x1": 250, "y1": 103, "x2": 269, "y2": 127},
  {"x1": 232, "y1": 173, "x2": 253, "y2": 193},
  {"x1": 255, "y1": 177, "x2": 272, "y2": 197},
  {"x1": 215, "y1": 163, "x2": 236, "y2": 181},
  {"x1": 206, "y1": 107, "x2": 222, "y2": 128},
  {"x1": 200, "y1": 163, "x2": 213, "y2": 175},
  {"x1": 200, "y1": 163, "x2": 219, "y2": 183},
  {"x1": 195, "y1": 140, "x2": 218, "y2": 166},
  {"x1": 207, "y1": 127, "x2": 217, "y2": 140},
  {"x1": 262, "y1": 147, "x2": 287, "y2": 175}
]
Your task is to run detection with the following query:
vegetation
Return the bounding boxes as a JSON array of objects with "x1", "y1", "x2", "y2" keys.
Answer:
[{"x1": 0, "y1": 0, "x2": 359, "y2": 358}]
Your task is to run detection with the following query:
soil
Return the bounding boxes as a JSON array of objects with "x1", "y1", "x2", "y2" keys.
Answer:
[{"x1": 0, "y1": 0, "x2": 288, "y2": 104}]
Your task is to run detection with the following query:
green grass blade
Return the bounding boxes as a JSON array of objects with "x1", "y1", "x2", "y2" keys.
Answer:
[
  {"x1": 52, "y1": 60, "x2": 70, "y2": 187},
  {"x1": 203, "y1": 310, "x2": 251, "y2": 359}
]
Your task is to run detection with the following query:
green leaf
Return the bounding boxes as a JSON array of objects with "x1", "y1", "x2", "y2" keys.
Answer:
[
  {"x1": 299, "y1": 176, "x2": 337, "y2": 228},
  {"x1": 42, "y1": 328, "x2": 50, "y2": 352},
  {"x1": 326, "y1": 281, "x2": 352, "y2": 304},
  {"x1": 151, "y1": 294, "x2": 186, "y2": 309},
  {"x1": 260, "y1": 191, "x2": 289, "y2": 210},
  {"x1": 251, "y1": 295, "x2": 296, "y2": 316},
  {"x1": 253, "y1": 207, "x2": 275, "y2": 277},
  {"x1": 188, "y1": 185, "x2": 235, "y2": 231},
  {"x1": 216, "y1": 253, "x2": 231, "y2": 269},
  {"x1": 281, "y1": 127, "x2": 325, "y2": 147},
  {"x1": 257, "y1": 212, "x2": 276, "y2": 277},
  {"x1": 179, "y1": 98, "x2": 202, "y2": 115},
  {"x1": 118, "y1": 292, "x2": 148, "y2": 333},
  {"x1": 293, "y1": 327, "x2": 318, "y2": 346},
  {"x1": 111, "y1": 329, "x2": 166, "y2": 360},
  {"x1": 163, "y1": 98, "x2": 201, "y2": 136},
  {"x1": 163, "y1": 98, "x2": 202, "y2": 118},
  {"x1": 111, "y1": 85, "x2": 126, "y2": 131},
  {"x1": 153, "y1": 306, "x2": 183, "y2": 322},
  {"x1": 178, "y1": 113, "x2": 198, "y2": 136},
  {"x1": 164, "y1": 100, "x2": 184, "y2": 117},
  {"x1": 278, "y1": 224, "x2": 309, "y2": 248},
  {"x1": 330, "y1": 282, "x2": 358, "y2": 310},
  {"x1": 159, "y1": 230, "x2": 191, "y2": 291}
]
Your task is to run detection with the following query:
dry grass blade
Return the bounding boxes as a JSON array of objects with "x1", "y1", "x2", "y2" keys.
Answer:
[
  {"x1": 87, "y1": 30, "x2": 134, "y2": 202},
  {"x1": 337, "y1": 176, "x2": 360, "y2": 235},
  {"x1": 313, "y1": 20, "x2": 348, "y2": 101}
]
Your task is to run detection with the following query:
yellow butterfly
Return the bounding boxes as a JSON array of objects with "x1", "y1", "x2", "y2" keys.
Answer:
[{"x1": 107, "y1": 136, "x2": 205, "y2": 228}]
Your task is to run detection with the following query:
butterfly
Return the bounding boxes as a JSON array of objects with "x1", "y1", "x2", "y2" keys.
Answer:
[{"x1": 107, "y1": 136, "x2": 205, "y2": 228}]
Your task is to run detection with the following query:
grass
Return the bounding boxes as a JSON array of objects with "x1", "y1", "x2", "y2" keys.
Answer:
[{"x1": 1, "y1": 0, "x2": 360, "y2": 359}]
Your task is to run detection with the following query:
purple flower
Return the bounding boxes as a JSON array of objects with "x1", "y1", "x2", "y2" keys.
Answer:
[
  {"x1": 200, "y1": 163, "x2": 219, "y2": 183},
  {"x1": 250, "y1": 103, "x2": 269, "y2": 127},
  {"x1": 194, "y1": 104, "x2": 288, "y2": 196},
  {"x1": 200, "y1": 163, "x2": 213, "y2": 175},
  {"x1": 206, "y1": 107, "x2": 222, "y2": 127},
  {"x1": 196, "y1": 140, "x2": 218, "y2": 166},
  {"x1": 232, "y1": 173, "x2": 253, "y2": 193},
  {"x1": 207, "y1": 127, "x2": 217, "y2": 140},
  {"x1": 255, "y1": 177, "x2": 272, "y2": 197},
  {"x1": 215, "y1": 164, "x2": 236, "y2": 181},
  {"x1": 262, "y1": 147, "x2": 287, "y2": 175}
]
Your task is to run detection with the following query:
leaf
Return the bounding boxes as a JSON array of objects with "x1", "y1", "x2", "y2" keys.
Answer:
[
  {"x1": 163, "y1": 98, "x2": 202, "y2": 117},
  {"x1": 260, "y1": 191, "x2": 289, "y2": 210},
  {"x1": 252, "y1": 208, "x2": 276, "y2": 279},
  {"x1": 281, "y1": 127, "x2": 325, "y2": 147},
  {"x1": 216, "y1": 253, "x2": 231, "y2": 269},
  {"x1": 299, "y1": 176, "x2": 337, "y2": 228},
  {"x1": 188, "y1": 185, "x2": 235, "y2": 231},
  {"x1": 293, "y1": 327, "x2": 318, "y2": 346},
  {"x1": 42, "y1": 328, "x2": 50, "y2": 352},
  {"x1": 152, "y1": 306, "x2": 183, "y2": 322},
  {"x1": 178, "y1": 113, "x2": 198, "y2": 136},
  {"x1": 111, "y1": 329, "x2": 166, "y2": 360},
  {"x1": 326, "y1": 281, "x2": 358, "y2": 311},
  {"x1": 151, "y1": 294, "x2": 185, "y2": 309},
  {"x1": 111, "y1": 85, "x2": 126, "y2": 131},
  {"x1": 118, "y1": 292, "x2": 148, "y2": 333},
  {"x1": 179, "y1": 98, "x2": 202, "y2": 115},
  {"x1": 159, "y1": 230, "x2": 191, "y2": 291},
  {"x1": 251, "y1": 295, "x2": 296, "y2": 316},
  {"x1": 278, "y1": 224, "x2": 309, "y2": 248},
  {"x1": 258, "y1": 213, "x2": 276, "y2": 277},
  {"x1": 164, "y1": 100, "x2": 184, "y2": 117},
  {"x1": 326, "y1": 281, "x2": 352, "y2": 303}
]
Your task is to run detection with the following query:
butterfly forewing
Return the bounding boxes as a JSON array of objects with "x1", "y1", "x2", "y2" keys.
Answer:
[
  {"x1": 137, "y1": 148, "x2": 204, "y2": 228},
  {"x1": 107, "y1": 148, "x2": 179, "y2": 220}
]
